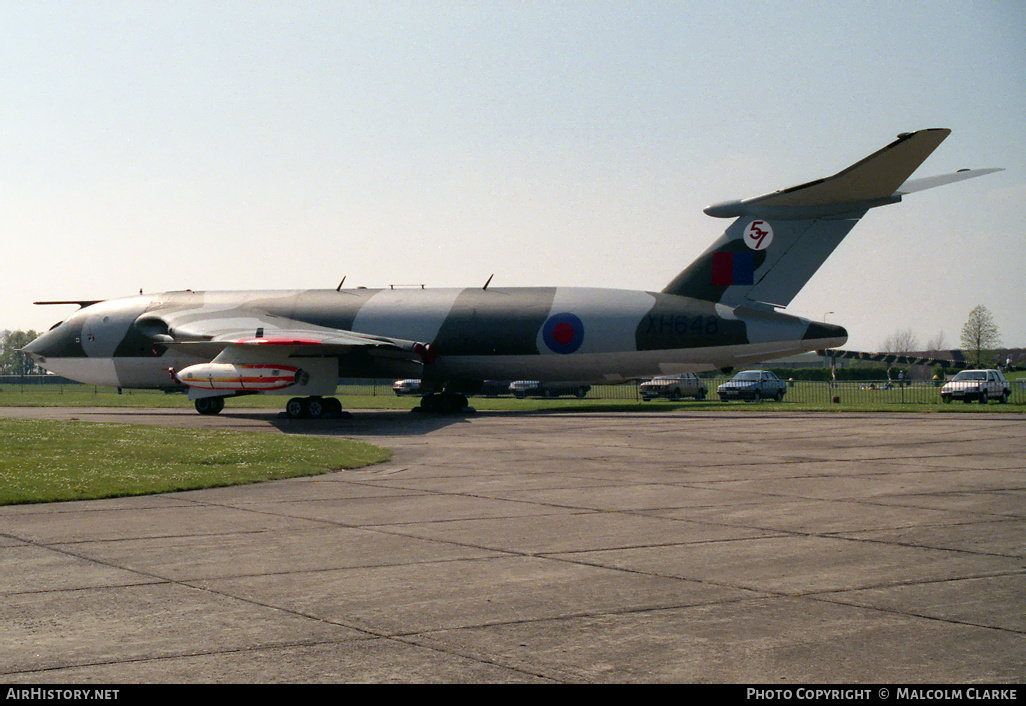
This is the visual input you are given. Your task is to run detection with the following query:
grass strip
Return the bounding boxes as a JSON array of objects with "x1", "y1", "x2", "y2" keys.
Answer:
[{"x1": 0, "y1": 418, "x2": 390, "y2": 505}]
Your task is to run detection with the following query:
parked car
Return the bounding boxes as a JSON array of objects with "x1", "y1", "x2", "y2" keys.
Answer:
[
  {"x1": 392, "y1": 379, "x2": 423, "y2": 396},
  {"x1": 479, "y1": 380, "x2": 512, "y2": 397},
  {"x1": 717, "y1": 370, "x2": 786, "y2": 401},
  {"x1": 639, "y1": 373, "x2": 708, "y2": 401},
  {"x1": 941, "y1": 369, "x2": 1011, "y2": 404},
  {"x1": 509, "y1": 381, "x2": 591, "y2": 398}
]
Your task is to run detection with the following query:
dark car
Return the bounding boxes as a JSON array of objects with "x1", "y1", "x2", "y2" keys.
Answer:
[
  {"x1": 479, "y1": 380, "x2": 512, "y2": 397},
  {"x1": 717, "y1": 370, "x2": 786, "y2": 401},
  {"x1": 509, "y1": 381, "x2": 591, "y2": 398}
]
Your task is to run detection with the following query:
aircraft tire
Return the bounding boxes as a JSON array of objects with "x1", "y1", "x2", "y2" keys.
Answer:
[
  {"x1": 307, "y1": 397, "x2": 326, "y2": 418},
  {"x1": 195, "y1": 397, "x2": 225, "y2": 415},
  {"x1": 285, "y1": 397, "x2": 307, "y2": 419},
  {"x1": 435, "y1": 394, "x2": 457, "y2": 414}
]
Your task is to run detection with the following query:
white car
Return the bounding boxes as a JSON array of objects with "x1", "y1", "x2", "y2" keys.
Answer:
[
  {"x1": 392, "y1": 379, "x2": 423, "y2": 396},
  {"x1": 941, "y1": 369, "x2": 1011, "y2": 404}
]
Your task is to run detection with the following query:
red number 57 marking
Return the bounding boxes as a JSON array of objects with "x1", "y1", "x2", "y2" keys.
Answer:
[{"x1": 744, "y1": 220, "x2": 773, "y2": 250}]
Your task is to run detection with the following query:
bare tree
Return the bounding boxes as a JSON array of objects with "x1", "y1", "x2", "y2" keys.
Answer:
[
  {"x1": 960, "y1": 305, "x2": 1001, "y2": 367},
  {"x1": 878, "y1": 327, "x2": 920, "y2": 383},
  {"x1": 925, "y1": 331, "x2": 947, "y2": 353},
  {"x1": 880, "y1": 327, "x2": 920, "y2": 354}
]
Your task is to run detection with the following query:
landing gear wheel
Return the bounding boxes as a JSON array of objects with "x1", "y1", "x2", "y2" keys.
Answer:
[
  {"x1": 418, "y1": 394, "x2": 436, "y2": 412},
  {"x1": 436, "y1": 394, "x2": 457, "y2": 414},
  {"x1": 285, "y1": 397, "x2": 307, "y2": 419},
  {"x1": 306, "y1": 397, "x2": 326, "y2": 418},
  {"x1": 418, "y1": 392, "x2": 467, "y2": 414},
  {"x1": 194, "y1": 397, "x2": 225, "y2": 415}
]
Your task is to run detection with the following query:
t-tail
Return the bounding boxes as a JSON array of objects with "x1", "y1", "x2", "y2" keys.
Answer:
[{"x1": 663, "y1": 128, "x2": 1001, "y2": 308}]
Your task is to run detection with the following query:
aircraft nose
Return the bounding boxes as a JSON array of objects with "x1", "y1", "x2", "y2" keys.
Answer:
[
  {"x1": 19, "y1": 320, "x2": 84, "y2": 361},
  {"x1": 803, "y1": 321, "x2": 848, "y2": 344},
  {"x1": 20, "y1": 332, "x2": 48, "y2": 360}
]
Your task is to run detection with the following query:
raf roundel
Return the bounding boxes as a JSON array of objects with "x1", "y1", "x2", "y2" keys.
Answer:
[{"x1": 542, "y1": 312, "x2": 585, "y2": 354}]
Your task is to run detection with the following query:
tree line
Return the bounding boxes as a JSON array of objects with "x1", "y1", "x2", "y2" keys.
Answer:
[
  {"x1": 0, "y1": 330, "x2": 42, "y2": 375},
  {"x1": 880, "y1": 304, "x2": 1006, "y2": 369}
]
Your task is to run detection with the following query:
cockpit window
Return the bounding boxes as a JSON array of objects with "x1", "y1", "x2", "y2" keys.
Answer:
[{"x1": 48, "y1": 321, "x2": 63, "y2": 331}]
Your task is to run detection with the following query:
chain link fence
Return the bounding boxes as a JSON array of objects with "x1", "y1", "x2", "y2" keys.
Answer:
[{"x1": 2, "y1": 375, "x2": 1024, "y2": 406}]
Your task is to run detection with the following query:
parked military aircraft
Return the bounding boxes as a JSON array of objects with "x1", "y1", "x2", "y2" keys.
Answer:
[{"x1": 23, "y1": 129, "x2": 999, "y2": 417}]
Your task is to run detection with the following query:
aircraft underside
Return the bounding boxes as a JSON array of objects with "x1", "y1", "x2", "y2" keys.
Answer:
[{"x1": 32, "y1": 330, "x2": 846, "y2": 417}]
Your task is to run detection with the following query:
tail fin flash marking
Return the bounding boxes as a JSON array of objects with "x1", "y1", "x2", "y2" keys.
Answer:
[{"x1": 711, "y1": 251, "x2": 754, "y2": 287}]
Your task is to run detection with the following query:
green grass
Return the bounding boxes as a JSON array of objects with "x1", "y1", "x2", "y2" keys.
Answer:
[
  {"x1": 1, "y1": 382, "x2": 1020, "y2": 505},
  {"x1": 1, "y1": 382, "x2": 1024, "y2": 413},
  {"x1": 0, "y1": 418, "x2": 391, "y2": 505}
]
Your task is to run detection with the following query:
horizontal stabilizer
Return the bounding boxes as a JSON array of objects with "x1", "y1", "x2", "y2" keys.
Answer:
[
  {"x1": 896, "y1": 167, "x2": 1003, "y2": 194},
  {"x1": 705, "y1": 128, "x2": 952, "y2": 219},
  {"x1": 667, "y1": 129, "x2": 1001, "y2": 309}
]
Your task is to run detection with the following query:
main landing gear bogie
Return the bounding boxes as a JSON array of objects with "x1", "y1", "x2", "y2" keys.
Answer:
[
  {"x1": 416, "y1": 392, "x2": 470, "y2": 415},
  {"x1": 194, "y1": 397, "x2": 226, "y2": 415},
  {"x1": 285, "y1": 396, "x2": 345, "y2": 419},
  {"x1": 194, "y1": 395, "x2": 347, "y2": 418}
]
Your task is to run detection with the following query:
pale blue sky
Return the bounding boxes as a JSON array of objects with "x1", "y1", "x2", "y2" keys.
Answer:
[{"x1": 3, "y1": 1, "x2": 1023, "y2": 350}]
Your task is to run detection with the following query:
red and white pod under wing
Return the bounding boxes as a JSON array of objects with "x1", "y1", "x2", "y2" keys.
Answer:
[{"x1": 171, "y1": 363, "x2": 306, "y2": 392}]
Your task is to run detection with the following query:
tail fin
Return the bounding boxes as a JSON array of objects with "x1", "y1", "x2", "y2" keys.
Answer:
[{"x1": 663, "y1": 129, "x2": 1000, "y2": 308}]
